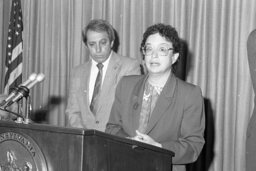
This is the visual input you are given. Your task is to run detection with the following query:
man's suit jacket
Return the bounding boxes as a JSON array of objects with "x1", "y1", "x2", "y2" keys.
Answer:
[
  {"x1": 246, "y1": 29, "x2": 256, "y2": 171},
  {"x1": 106, "y1": 73, "x2": 205, "y2": 171},
  {"x1": 65, "y1": 51, "x2": 141, "y2": 131}
]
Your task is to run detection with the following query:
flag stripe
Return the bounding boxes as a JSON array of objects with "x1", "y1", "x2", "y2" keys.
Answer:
[
  {"x1": 7, "y1": 53, "x2": 23, "y2": 73},
  {"x1": 4, "y1": 71, "x2": 22, "y2": 93},
  {"x1": 4, "y1": 58, "x2": 23, "y2": 86},
  {"x1": 11, "y1": 42, "x2": 23, "y2": 61}
]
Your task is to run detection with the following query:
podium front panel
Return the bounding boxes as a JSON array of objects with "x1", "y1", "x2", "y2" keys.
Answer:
[
  {"x1": 83, "y1": 131, "x2": 173, "y2": 171},
  {"x1": 0, "y1": 121, "x2": 173, "y2": 171}
]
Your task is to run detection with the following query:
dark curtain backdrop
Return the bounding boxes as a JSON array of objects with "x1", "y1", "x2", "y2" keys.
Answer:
[{"x1": 1, "y1": 0, "x2": 256, "y2": 171}]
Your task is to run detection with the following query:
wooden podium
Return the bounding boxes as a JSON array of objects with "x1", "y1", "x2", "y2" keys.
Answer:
[{"x1": 0, "y1": 121, "x2": 174, "y2": 171}]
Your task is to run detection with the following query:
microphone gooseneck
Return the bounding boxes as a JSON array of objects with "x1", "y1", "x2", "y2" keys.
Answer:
[{"x1": 4, "y1": 86, "x2": 30, "y2": 108}]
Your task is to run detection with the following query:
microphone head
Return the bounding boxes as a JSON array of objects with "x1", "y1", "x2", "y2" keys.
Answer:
[
  {"x1": 26, "y1": 73, "x2": 45, "y2": 89},
  {"x1": 36, "y1": 73, "x2": 45, "y2": 82},
  {"x1": 29, "y1": 73, "x2": 37, "y2": 80},
  {"x1": 20, "y1": 73, "x2": 37, "y2": 86}
]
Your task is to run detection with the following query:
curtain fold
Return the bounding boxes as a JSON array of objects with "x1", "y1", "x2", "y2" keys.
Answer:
[{"x1": 1, "y1": 0, "x2": 256, "y2": 170}]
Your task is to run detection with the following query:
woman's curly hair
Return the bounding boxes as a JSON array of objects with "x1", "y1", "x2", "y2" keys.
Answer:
[{"x1": 140, "y1": 23, "x2": 181, "y2": 54}]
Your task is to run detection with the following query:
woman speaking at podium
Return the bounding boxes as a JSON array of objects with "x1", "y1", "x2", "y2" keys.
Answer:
[{"x1": 106, "y1": 23, "x2": 205, "y2": 171}]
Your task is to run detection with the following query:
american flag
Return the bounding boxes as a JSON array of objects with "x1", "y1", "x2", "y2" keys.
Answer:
[{"x1": 4, "y1": 0, "x2": 23, "y2": 94}]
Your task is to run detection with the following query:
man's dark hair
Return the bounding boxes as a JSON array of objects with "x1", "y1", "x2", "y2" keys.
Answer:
[{"x1": 82, "y1": 19, "x2": 115, "y2": 44}]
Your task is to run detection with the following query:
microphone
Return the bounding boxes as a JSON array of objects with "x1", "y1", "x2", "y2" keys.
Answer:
[
  {"x1": 0, "y1": 73, "x2": 37, "y2": 107},
  {"x1": 4, "y1": 73, "x2": 45, "y2": 108},
  {"x1": 20, "y1": 73, "x2": 37, "y2": 86},
  {"x1": 26, "y1": 73, "x2": 45, "y2": 89}
]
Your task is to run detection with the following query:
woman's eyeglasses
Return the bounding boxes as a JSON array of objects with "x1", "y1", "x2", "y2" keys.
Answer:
[{"x1": 142, "y1": 46, "x2": 174, "y2": 56}]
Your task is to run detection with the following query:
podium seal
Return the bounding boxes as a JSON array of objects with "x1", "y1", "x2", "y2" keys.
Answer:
[{"x1": 0, "y1": 131, "x2": 47, "y2": 171}]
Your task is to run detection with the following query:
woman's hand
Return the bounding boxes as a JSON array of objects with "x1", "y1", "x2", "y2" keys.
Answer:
[{"x1": 131, "y1": 130, "x2": 162, "y2": 148}]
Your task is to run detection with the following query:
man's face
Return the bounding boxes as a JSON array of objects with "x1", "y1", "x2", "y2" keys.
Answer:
[{"x1": 86, "y1": 30, "x2": 113, "y2": 63}]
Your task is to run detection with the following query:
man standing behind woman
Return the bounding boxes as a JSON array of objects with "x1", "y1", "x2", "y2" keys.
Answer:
[
  {"x1": 106, "y1": 23, "x2": 205, "y2": 171},
  {"x1": 65, "y1": 19, "x2": 141, "y2": 131}
]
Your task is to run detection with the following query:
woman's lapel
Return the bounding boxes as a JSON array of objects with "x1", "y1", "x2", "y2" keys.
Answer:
[{"x1": 145, "y1": 74, "x2": 177, "y2": 134}]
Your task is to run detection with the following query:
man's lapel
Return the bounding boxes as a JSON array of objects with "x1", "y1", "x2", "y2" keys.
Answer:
[
  {"x1": 98, "y1": 52, "x2": 121, "y2": 107},
  {"x1": 82, "y1": 61, "x2": 92, "y2": 92},
  {"x1": 77, "y1": 61, "x2": 92, "y2": 110}
]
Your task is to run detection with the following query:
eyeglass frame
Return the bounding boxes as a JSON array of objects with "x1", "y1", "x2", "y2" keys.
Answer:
[{"x1": 142, "y1": 46, "x2": 174, "y2": 56}]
